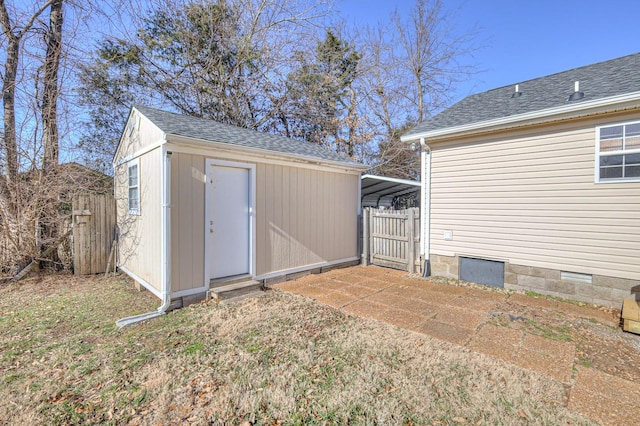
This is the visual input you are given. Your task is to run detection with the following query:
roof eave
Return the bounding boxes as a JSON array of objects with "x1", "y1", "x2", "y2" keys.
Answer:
[
  {"x1": 361, "y1": 174, "x2": 420, "y2": 187},
  {"x1": 400, "y1": 91, "x2": 640, "y2": 142},
  {"x1": 166, "y1": 134, "x2": 369, "y2": 172}
]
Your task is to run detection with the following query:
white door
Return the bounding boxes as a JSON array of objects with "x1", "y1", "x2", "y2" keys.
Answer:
[{"x1": 208, "y1": 164, "x2": 250, "y2": 279}]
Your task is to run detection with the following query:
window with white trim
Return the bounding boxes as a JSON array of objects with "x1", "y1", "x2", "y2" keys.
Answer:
[
  {"x1": 596, "y1": 121, "x2": 640, "y2": 182},
  {"x1": 128, "y1": 159, "x2": 140, "y2": 215}
]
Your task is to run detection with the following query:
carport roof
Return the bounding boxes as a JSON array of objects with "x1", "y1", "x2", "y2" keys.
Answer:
[{"x1": 361, "y1": 174, "x2": 420, "y2": 208}]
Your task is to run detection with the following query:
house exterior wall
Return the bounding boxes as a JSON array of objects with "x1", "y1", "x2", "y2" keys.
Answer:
[
  {"x1": 167, "y1": 151, "x2": 360, "y2": 292},
  {"x1": 115, "y1": 147, "x2": 163, "y2": 292},
  {"x1": 427, "y1": 112, "x2": 640, "y2": 304}
]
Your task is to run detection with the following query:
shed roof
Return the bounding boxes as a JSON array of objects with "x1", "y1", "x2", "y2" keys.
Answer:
[
  {"x1": 403, "y1": 52, "x2": 640, "y2": 140},
  {"x1": 133, "y1": 105, "x2": 364, "y2": 167},
  {"x1": 361, "y1": 174, "x2": 420, "y2": 208}
]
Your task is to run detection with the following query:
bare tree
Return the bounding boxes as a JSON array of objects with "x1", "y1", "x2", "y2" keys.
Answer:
[
  {"x1": 0, "y1": 0, "x2": 111, "y2": 276},
  {"x1": 0, "y1": 0, "x2": 54, "y2": 183},
  {"x1": 392, "y1": 0, "x2": 477, "y2": 122},
  {"x1": 357, "y1": 0, "x2": 478, "y2": 178},
  {"x1": 42, "y1": 0, "x2": 63, "y2": 171}
]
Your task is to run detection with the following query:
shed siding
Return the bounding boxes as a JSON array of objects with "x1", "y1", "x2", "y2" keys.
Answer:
[
  {"x1": 255, "y1": 163, "x2": 358, "y2": 276},
  {"x1": 168, "y1": 153, "x2": 359, "y2": 288},
  {"x1": 170, "y1": 153, "x2": 206, "y2": 292},
  {"x1": 115, "y1": 147, "x2": 163, "y2": 290},
  {"x1": 429, "y1": 114, "x2": 640, "y2": 280},
  {"x1": 115, "y1": 111, "x2": 165, "y2": 162}
]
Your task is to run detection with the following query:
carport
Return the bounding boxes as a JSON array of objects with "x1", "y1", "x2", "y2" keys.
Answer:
[{"x1": 360, "y1": 174, "x2": 420, "y2": 208}]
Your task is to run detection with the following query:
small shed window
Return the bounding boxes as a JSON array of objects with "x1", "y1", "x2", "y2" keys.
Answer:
[
  {"x1": 128, "y1": 159, "x2": 140, "y2": 215},
  {"x1": 596, "y1": 121, "x2": 640, "y2": 182}
]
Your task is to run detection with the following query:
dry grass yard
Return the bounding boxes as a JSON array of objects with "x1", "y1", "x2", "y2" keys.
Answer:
[{"x1": 0, "y1": 273, "x2": 603, "y2": 425}]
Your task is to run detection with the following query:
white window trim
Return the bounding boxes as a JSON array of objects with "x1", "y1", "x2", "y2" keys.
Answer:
[
  {"x1": 595, "y1": 119, "x2": 640, "y2": 183},
  {"x1": 128, "y1": 158, "x2": 140, "y2": 215}
]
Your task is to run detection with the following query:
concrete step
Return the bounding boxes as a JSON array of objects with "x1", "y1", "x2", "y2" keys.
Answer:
[
  {"x1": 208, "y1": 279, "x2": 263, "y2": 302},
  {"x1": 210, "y1": 274, "x2": 253, "y2": 288}
]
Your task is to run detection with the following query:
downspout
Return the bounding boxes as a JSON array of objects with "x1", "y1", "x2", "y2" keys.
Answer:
[
  {"x1": 116, "y1": 144, "x2": 172, "y2": 328},
  {"x1": 420, "y1": 138, "x2": 432, "y2": 277},
  {"x1": 158, "y1": 145, "x2": 172, "y2": 312}
]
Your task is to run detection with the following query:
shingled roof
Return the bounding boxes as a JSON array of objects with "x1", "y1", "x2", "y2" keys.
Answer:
[
  {"x1": 133, "y1": 105, "x2": 364, "y2": 167},
  {"x1": 403, "y1": 52, "x2": 640, "y2": 140}
]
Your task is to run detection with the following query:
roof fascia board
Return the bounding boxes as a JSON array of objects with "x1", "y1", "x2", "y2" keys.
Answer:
[
  {"x1": 113, "y1": 138, "x2": 166, "y2": 168},
  {"x1": 401, "y1": 91, "x2": 640, "y2": 142},
  {"x1": 112, "y1": 108, "x2": 137, "y2": 165},
  {"x1": 166, "y1": 136, "x2": 368, "y2": 174},
  {"x1": 361, "y1": 174, "x2": 420, "y2": 187}
]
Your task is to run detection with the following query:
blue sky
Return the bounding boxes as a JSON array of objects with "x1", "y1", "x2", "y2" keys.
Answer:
[{"x1": 338, "y1": 0, "x2": 640, "y2": 102}]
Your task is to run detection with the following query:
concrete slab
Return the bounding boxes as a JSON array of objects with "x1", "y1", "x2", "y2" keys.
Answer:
[
  {"x1": 331, "y1": 273, "x2": 368, "y2": 285},
  {"x1": 449, "y1": 293, "x2": 508, "y2": 312},
  {"x1": 313, "y1": 279, "x2": 351, "y2": 292},
  {"x1": 432, "y1": 306, "x2": 488, "y2": 331},
  {"x1": 356, "y1": 278, "x2": 397, "y2": 291},
  {"x1": 569, "y1": 366, "x2": 640, "y2": 426},
  {"x1": 521, "y1": 333, "x2": 575, "y2": 360},
  {"x1": 513, "y1": 347, "x2": 574, "y2": 384},
  {"x1": 336, "y1": 284, "x2": 378, "y2": 299},
  {"x1": 380, "y1": 307, "x2": 429, "y2": 332},
  {"x1": 342, "y1": 299, "x2": 388, "y2": 321},
  {"x1": 417, "y1": 320, "x2": 473, "y2": 346},
  {"x1": 313, "y1": 291, "x2": 358, "y2": 308},
  {"x1": 467, "y1": 324, "x2": 522, "y2": 363},
  {"x1": 291, "y1": 285, "x2": 331, "y2": 299}
]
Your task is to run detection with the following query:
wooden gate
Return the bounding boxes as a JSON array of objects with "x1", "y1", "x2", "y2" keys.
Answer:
[
  {"x1": 72, "y1": 194, "x2": 116, "y2": 275},
  {"x1": 362, "y1": 207, "x2": 420, "y2": 273}
]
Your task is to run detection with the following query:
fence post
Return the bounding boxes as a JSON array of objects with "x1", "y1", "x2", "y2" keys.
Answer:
[
  {"x1": 407, "y1": 208, "x2": 415, "y2": 273},
  {"x1": 362, "y1": 207, "x2": 369, "y2": 266}
]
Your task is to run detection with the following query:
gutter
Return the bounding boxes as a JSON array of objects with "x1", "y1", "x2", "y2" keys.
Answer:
[
  {"x1": 420, "y1": 138, "x2": 431, "y2": 278},
  {"x1": 116, "y1": 142, "x2": 173, "y2": 328}
]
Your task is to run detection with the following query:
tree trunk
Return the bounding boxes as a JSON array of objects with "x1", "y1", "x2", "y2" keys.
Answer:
[
  {"x1": 42, "y1": 0, "x2": 64, "y2": 171},
  {"x1": 0, "y1": 1, "x2": 19, "y2": 184}
]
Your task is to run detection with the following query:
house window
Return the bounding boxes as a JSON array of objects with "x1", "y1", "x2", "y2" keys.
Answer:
[
  {"x1": 128, "y1": 159, "x2": 140, "y2": 215},
  {"x1": 596, "y1": 121, "x2": 640, "y2": 182}
]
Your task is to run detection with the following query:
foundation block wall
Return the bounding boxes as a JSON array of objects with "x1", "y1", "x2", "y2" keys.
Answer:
[{"x1": 429, "y1": 254, "x2": 639, "y2": 307}]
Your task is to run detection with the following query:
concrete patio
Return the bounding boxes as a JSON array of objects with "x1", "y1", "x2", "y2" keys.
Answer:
[{"x1": 273, "y1": 265, "x2": 640, "y2": 426}]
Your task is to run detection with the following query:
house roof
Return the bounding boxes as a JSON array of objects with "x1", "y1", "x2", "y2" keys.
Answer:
[
  {"x1": 402, "y1": 52, "x2": 640, "y2": 141},
  {"x1": 133, "y1": 105, "x2": 364, "y2": 168},
  {"x1": 361, "y1": 174, "x2": 420, "y2": 208}
]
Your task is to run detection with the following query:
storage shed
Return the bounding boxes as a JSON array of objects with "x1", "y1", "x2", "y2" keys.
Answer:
[{"x1": 113, "y1": 106, "x2": 367, "y2": 311}]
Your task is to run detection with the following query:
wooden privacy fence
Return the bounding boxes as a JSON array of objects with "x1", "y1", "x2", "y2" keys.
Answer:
[
  {"x1": 362, "y1": 207, "x2": 420, "y2": 273},
  {"x1": 73, "y1": 193, "x2": 116, "y2": 275}
]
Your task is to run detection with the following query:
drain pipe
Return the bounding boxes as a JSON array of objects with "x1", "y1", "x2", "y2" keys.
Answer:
[
  {"x1": 420, "y1": 138, "x2": 432, "y2": 277},
  {"x1": 158, "y1": 147, "x2": 172, "y2": 312},
  {"x1": 116, "y1": 146, "x2": 172, "y2": 328}
]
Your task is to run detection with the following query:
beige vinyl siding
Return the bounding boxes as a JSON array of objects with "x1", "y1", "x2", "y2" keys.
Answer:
[
  {"x1": 115, "y1": 147, "x2": 163, "y2": 290},
  {"x1": 256, "y1": 163, "x2": 358, "y2": 276},
  {"x1": 430, "y1": 114, "x2": 640, "y2": 280},
  {"x1": 170, "y1": 153, "x2": 205, "y2": 292}
]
